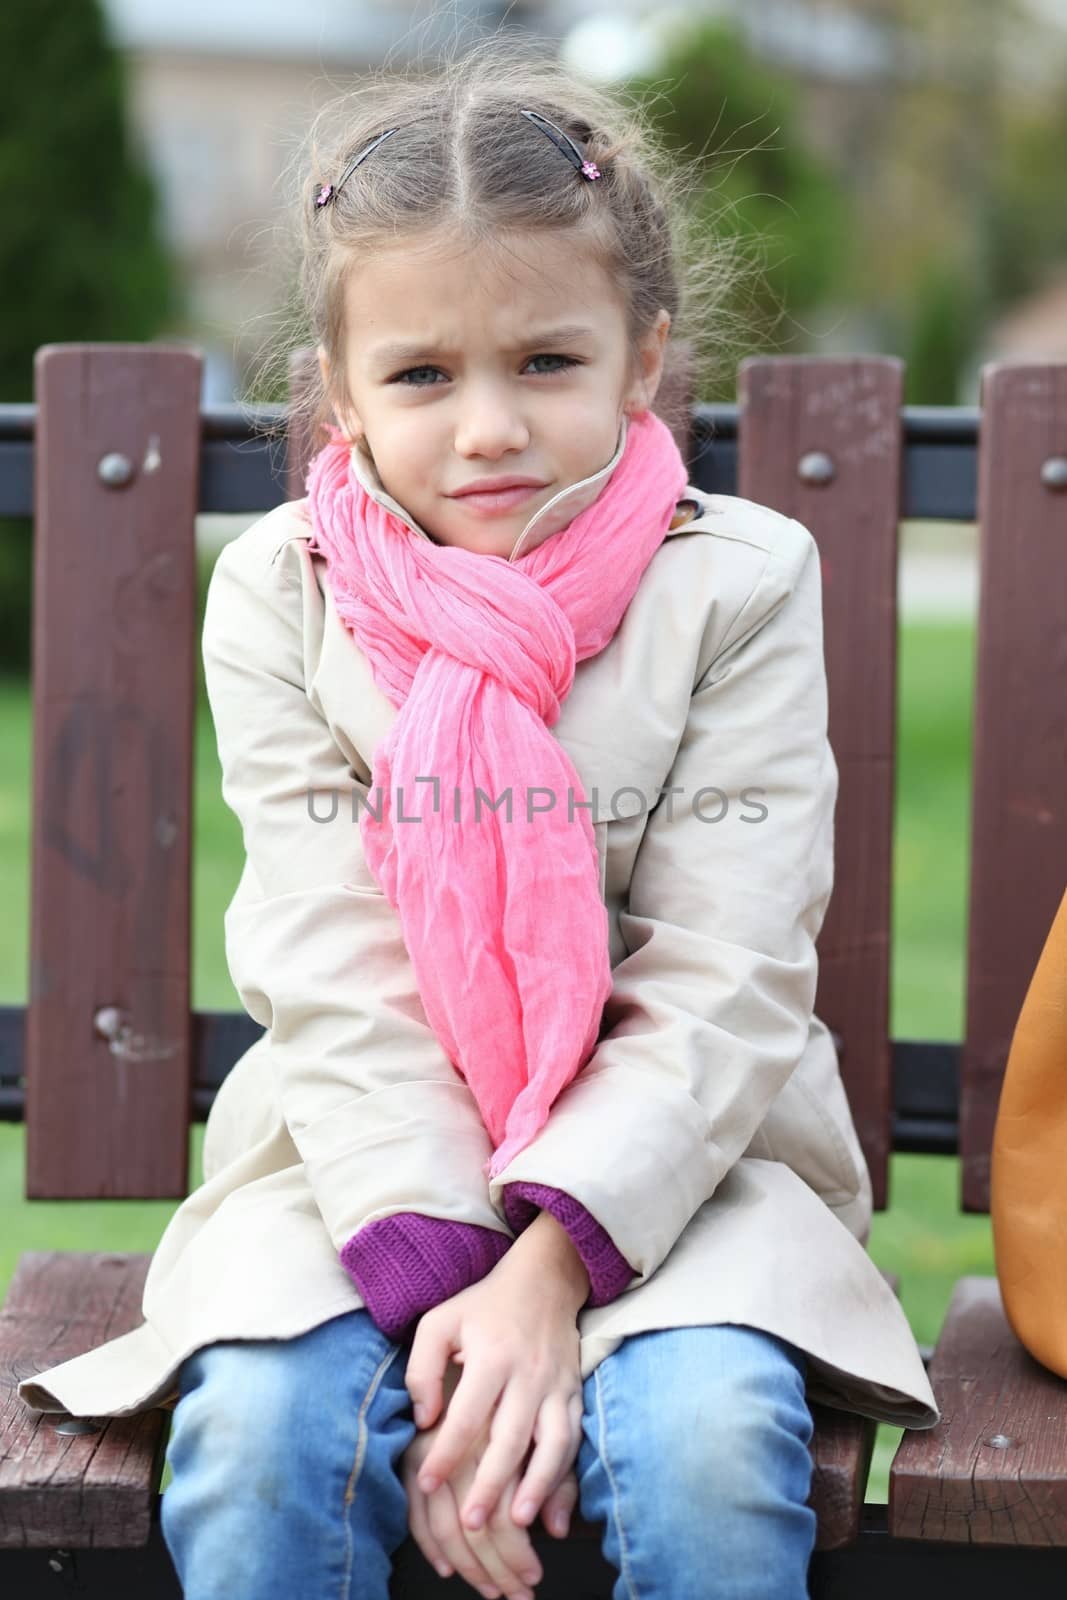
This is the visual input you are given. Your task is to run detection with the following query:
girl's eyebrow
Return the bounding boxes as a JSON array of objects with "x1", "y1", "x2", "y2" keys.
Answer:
[{"x1": 369, "y1": 324, "x2": 596, "y2": 369}]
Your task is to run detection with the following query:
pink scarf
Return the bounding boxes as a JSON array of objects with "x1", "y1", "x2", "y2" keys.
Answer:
[{"x1": 304, "y1": 408, "x2": 689, "y2": 1179}]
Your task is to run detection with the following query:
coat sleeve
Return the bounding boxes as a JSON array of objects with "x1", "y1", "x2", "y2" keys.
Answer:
[
  {"x1": 489, "y1": 517, "x2": 839, "y2": 1299},
  {"x1": 203, "y1": 520, "x2": 519, "y2": 1337}
]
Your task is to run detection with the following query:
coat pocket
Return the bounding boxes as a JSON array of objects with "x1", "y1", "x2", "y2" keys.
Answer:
[{"x1": 581, "y1": 768, "x2": 665, "y2": 904}]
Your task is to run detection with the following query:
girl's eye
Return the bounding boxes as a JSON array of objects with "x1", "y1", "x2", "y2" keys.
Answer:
[
  {"x1": 389, "y1": 354, "x2": 580, "y2": 387},
  {"x1": 393, "y1": 365, "x2": 443, "y2": 386},
  {"x1": 525, "y1": 353, "x2": 580, "y2": 376}
]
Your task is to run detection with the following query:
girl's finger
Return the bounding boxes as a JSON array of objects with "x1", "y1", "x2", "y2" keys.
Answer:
[
  {"x1": 540, "y1": 1465, "x2": 581, "y2": 1538},
  {"x1": 404, "y1": 1311, "x2": 460, "y2": 1436},
  {"x1": 508, "y1": 1390, "x2": 579, "y2": 1527},
  {"x1": 417, "y1": 1359, "x2": 505, "y2": 1494},
  {"x1": 425, "y1": 1481, "x2": 521, "y2": 1597},
  {"x1": 458, "y1": 1385, "x2": 541, "y2": 1531},
  {"x1": 403, "y1": 1471, "x2": 455, "y2": 1580}
]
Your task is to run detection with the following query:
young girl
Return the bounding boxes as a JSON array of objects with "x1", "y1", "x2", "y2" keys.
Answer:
[{"x1": 18, "y1": 39, "x2": 939, "y2": 1600}]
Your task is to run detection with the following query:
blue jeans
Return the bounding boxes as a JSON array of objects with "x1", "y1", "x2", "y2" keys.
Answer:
[{"x1": 161, "y1": 1309, "x2": 816, "y2": 1600}]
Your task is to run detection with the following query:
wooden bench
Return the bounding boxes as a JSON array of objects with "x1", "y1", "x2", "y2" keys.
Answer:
[{"x1": 1, "y1": 345, "x2": 1064, "y2": 1597}]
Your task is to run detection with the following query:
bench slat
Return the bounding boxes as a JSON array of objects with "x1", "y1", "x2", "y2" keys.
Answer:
[
  {"x1": 736, "y1": 355, "x2": 904, "y2": 1211},
  {"x1": 961, "y1": 363, "x2": 1067, "y2": 1212},
  {"x1": 27, "y1": 345, "x2": 203, "y2": 1199},
  {"x1": 1, "y1": 1247, "x2": 882, "y2": 1553},
  {"x1": 805, "y1": 1267, "x2": 900, "y2": 1549},
  {"x1": 890, "y1": 1275, "x2": 1067, "y2": 1544},
  {"x1": 808, "y1": 1400, "x2": 878, "y2": 1550},
  {"x1": 0, "y1": 1252, "x2": 165, "y2": 1548}
]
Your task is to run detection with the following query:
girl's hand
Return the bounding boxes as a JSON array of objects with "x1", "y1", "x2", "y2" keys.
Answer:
[
  {"x1": 404, "y1": 1216, "x2": 588, "y2": 1537},
  {"x1": 403, "y1": 1402, "x2": 580, "y2": 1599}
]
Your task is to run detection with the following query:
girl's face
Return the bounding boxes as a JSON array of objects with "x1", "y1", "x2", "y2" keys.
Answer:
[{"x1": 320, "y1": 228, "x2": 670, "y2": 559}]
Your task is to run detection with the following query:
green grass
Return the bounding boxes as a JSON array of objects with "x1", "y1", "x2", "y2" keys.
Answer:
[{"x1": 0, "y1": 601, "x2": 990, "y2": 1504}]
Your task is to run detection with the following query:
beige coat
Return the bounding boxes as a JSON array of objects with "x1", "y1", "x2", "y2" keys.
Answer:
[{"x1": 18, "y1": 437, "x2": 940, "y2": 1432}]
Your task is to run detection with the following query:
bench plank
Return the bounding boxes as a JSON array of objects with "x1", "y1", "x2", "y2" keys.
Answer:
[
  {"x1": 961, "y1": 362, "x2": 1067, "y2": 1211},
  {"x1": 805, "y1": 1267, "x2": 900, "y2": 1550},
  {"x1": 808, "y1": 1399, "x2": 878, "y2": 1551},
  {"x1": 736, "y1": 354, "x2": 904, "y2": 1211},
  {"x1": 0, "y1": 1252, "x2": 165, "y2": 1548},
  {"x1": 27, "y1": 345, "x2": 203, "y2": 1199},
  {"x1": 1, "y1": 1247, "x2": 881, "y2": 1554},
  {"x1": 890, "y1": 1275, "x2": 1067, "y2": 1544}
]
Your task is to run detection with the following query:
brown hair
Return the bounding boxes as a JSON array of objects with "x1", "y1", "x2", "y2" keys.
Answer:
[{"x1": 245, "y1": 32, "x2": 758, "y2": 462}]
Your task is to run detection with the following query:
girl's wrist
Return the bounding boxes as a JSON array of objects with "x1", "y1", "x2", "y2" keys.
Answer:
[{"x1": 507, "y1": 1207, "x2": 591, "y2": 1307}]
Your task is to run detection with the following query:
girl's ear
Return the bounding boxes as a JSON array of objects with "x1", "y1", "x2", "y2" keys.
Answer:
[
  {"x1": 623, "y1": 309, "x2": 671, "y2": 417},
  {"x1": 317, "y1": 343, "x2": 366, "y2": 445}
]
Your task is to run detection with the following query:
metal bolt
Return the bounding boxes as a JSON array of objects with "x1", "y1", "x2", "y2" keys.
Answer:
[
  {"x1": 986, "y1": 1433, "x2": 1013, "y2": 1449},
  {"x1": 54, "y1": 1417, "x2": 102, "y2": 1435},
  {"x1": 97, "y1": 452, "x2": 135, "y2": 488},
  {"x1": 94, "y1": 1005, "x2": 126, "y2": 1042},
  {"x1": 1040, "y1": 456, "x2": 1067, "y2": 490},
  {"x1": 91, "y1": 1006, "x2": 177, "y2": 1064},
  {"x1": 798, "y1": 451, "x2": 835, "y2": 485}
]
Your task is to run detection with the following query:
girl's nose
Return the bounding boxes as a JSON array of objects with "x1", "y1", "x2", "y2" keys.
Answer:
[{"x1": 453, "y1": 388, "x2": 530, "y2": 458}]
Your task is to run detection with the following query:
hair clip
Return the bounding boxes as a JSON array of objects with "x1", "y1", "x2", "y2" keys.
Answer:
[
  {"x1": 315, "y1": 127, "x2": 400, "y2": 210},
  {"x1": 519, "y1": 108, "x2": 601, "y2": 181}
]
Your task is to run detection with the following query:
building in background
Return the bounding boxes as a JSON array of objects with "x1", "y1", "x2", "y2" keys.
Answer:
[
  {"x1": 101, "y1": 0, "x2": 1067, "y2": 403},
  {"x1": 100, "y1": 0, "x2": 555, "y2": 399},
  {"x1": 98, "y1": 0, "x2": 926, "y2": 397}
]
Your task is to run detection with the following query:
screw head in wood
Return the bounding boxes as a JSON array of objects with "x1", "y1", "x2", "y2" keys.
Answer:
[
  {"x1": 94, "y1": 1005, "x2": 124, "y2": 1040},
  {"x1": 1040, "y1": 456, "x2": 1067, "y2": 490},
  {"x1": 798, "y1": 451, "x2": 835, "y2": 485},
  {"x1": 97, "y1": 452, "x2": 135, "y2": 487}
]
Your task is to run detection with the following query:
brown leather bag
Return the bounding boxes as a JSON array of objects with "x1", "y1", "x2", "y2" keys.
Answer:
[{"x1": 990, "y1": 882, "x2": 1067, "y2": 1376}]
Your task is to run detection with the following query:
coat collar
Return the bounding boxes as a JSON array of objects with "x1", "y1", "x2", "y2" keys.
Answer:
[{"x1": 346, "y1": 416, "x2": 633, "y2": 564}]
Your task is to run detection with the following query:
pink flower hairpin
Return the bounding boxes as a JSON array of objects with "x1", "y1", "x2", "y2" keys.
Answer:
[
  {"x1": 314, "y1": 128, "x2": 400, "y2": 212},
  {"x1": 314, "y1": 114, "x2": 602, "y2": 216},
  {"x1": 519, "y1": 109, "x2": 603, "y2": 182}
]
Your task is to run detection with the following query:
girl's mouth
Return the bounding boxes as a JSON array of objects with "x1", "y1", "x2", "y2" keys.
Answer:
[{"x1": 450, "y1": 484, "x2": 544, "y2": 516}]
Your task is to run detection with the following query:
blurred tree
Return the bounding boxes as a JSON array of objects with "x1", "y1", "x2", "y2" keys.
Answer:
[
  {"x1": 0, "y1": 0, "x2": 182, "y2": 674},
  {"x1": 643, "y1": 0, "x2": 1064, "y2": 404},
  {"x1": 985, "y1": 87, "x2": 1067, "y2": 310},
  {"x1": 831, "y1": 0, "x2": 1056, "y2": 400},
  {"x1": 903, "y1": 251, "x2": 985, "y2": 404},
  {"x1": 628, "y1": 18, "x2": 853, "y2": 402}
]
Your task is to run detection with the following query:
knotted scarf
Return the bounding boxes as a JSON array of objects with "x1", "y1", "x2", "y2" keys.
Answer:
[{"x1": 304, "y1": 407, "x2": 689, "y2": 1178}]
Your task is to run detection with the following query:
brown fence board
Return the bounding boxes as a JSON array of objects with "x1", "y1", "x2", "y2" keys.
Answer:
[
  {"x1": 26, "y1": 346, "x2": 202, "y2": 1197},
  {"x1": 737, "y1": 356, "x2": 904, "y2": 1209},
  {"x1": 960, "y1": 363, "x2": 1067, "y2": 1212}
]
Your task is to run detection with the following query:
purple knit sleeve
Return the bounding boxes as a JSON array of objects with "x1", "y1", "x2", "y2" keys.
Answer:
[
  {"x1": 340, "y1": 1214, "x2": 511, "y2": 1342},
  {"x1": 502, "y1": 1182, "x2": 635, "y2": 1308}
]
